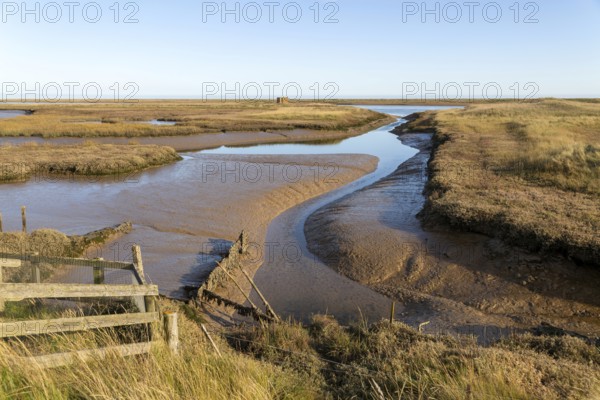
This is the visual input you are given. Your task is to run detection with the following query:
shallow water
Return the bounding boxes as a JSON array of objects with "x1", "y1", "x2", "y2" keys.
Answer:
[
  {"x1": 0, "y1": 129, "x2": 312, "y2": 152},
  {"x1": 0, "y1": 106, "x2": 457, "y2": 319},
  {"x1": 0, "y1": 110, "x2": 28, "y2": 119},
  {"x1": 148, "y1": 119, "x2": 177, "y2": 126}
]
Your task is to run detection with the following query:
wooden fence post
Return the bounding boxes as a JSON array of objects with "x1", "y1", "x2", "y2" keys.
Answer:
[
  {"x1": 21, "y1": 206, "x2": 27, "y2": 233},
  {"x1": 145, "y1": 296, "x2": 158, "y2": 340},
  {"x1": 390, "y1": 301, "x2": 396, "y2": 324},
  {"x1": 30, "y1": 253, "x2": 41, "y2": 284},
  {"x1": 0, "y1": 211, "x2": 3, "y2": 233},
  {"x1": 131, "y1": 245, "x2": 147, "y2": 312},
  {"x1": 132, "y1": 245, "x2": 146, "y2": 284},
  {"x1": 93, "y1": 266, "x2": 105, "y2": 284},
  {"x1": 164, "y1": 312, "x2": 179, "y2": 355}
]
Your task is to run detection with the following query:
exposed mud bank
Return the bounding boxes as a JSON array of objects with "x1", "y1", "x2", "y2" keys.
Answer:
[
  {"x1": 305, "y1": 131, "x2": 600, "y2": 340},
  {"x1": 0, "y1": 152, "x2": 378, "y2": 299}
]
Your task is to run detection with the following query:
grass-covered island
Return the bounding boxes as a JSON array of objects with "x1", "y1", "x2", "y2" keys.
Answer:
[
  {"x1": 0, "y1": 101, "x2": 392, "y2": 138},
  {"x1": 0, "y1": 142, "x2": 182, "y2": 183}
]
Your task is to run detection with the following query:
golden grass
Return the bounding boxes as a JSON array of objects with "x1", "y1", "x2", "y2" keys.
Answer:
[
  {"x1": 231, "y1": 315, "x2": 600, "y2": 399},
  {"x1": 0, "y1": 305, "x2": 317, "y2": 400},
  {"x1": 413, "y1": 99, "x2": 600, "y2": 264},
  {"x1": 0, "y1": 230, "x2": 74, "y2": 257},
  {"x1": 0, "y1": 142, "x2": 181, "y2": 182},
  {"x1": 0, "y1": 224, "x2": 132, "y2": 257},
  {"x1": 0, "y1": 225, "x2": 132, "y2": 284},
  {"x1": 2, "y1": 303, "x2": 598, "y2": 399},
  {"x1": 0, "y1": 101, "x2": 390, "y2": 138}
]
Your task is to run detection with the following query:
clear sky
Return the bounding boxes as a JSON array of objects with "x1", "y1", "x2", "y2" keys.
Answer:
[{"x1": 1, "y1": 0, "x2": 599, "y2": 99}]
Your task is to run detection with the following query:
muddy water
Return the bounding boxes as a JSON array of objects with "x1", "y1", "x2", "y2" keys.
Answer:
[
  {"x1": 205, "y1": 106, "x2": 461, "y2": 322},
  {"x1": 0, "y1": 130, "x2": 313, "y2": 152},
  {"x1": 0, "y1": 106, "x2": 456, "y2": 322}
]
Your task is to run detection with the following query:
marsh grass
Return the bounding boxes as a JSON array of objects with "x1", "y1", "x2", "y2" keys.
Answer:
[
  {"x1": 0, "y1": 101, "x2": 389, "y2": 138},
  {"x1": 413, "y1": 99, "x2": 600, "y2": 264},
  {"x1": 1, "y1": 302, "x2": 598, "y2": 399},
  {"x1": 230, "y1": 315, "x2": 600, "y2": 400},
  {"x1": 0, "y1": 226, "x2": 133, "y2": 286},
  {"x1": 0, "y1": 142, "x2": 181, "y2": 183},
  {"x1": 0, "y1": 230, "x2": 74, "y2": 258}
]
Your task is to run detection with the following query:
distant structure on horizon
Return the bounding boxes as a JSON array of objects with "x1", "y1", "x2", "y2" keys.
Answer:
[{"x1": 276, "y1": 97, "x2": 289, "y2": 104}]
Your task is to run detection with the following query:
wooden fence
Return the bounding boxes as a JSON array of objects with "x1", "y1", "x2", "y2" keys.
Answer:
[{"x1": 0, "y1": 245, "x2": 176, "y2": 368}]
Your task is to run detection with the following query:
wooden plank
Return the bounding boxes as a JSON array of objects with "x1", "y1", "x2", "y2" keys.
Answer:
[
  {"x1": 0, "y1": 283, "x2": 158, "y2": 301},
  {"x1": 0, "y1": 259, "x2": 22, "y2": 268},
  {"x1": 0, "y1": 312, "x2": 159, "y2": 339},
  {"x1": 21, "y1": 342, "x2": 154, "y2": 369},
  {"x1": 0, "y1": 253, "x2": 134, "y2": 270}
]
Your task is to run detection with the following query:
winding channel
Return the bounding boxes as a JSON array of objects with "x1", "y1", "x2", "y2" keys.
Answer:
[
  {"x1": 0, "y1": 106, "x2": 456, "y2": 322},
  {"x1": 203, "y1": 105, "x2": 458, "y2": 322}
]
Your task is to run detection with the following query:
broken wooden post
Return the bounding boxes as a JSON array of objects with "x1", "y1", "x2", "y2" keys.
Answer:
[
  {"x1": 239, "y1": 230, "x2": 249, "y2": 254},
  {"x1": 201, "y1": 324, "x2": 222, "y2": 358},
  {"x1": 21, "y1": 206, "x2": 27, "y2": 233},
  {"x1": 163, "y1": 311, "x2": 179, "y2": 354},
  {"x1": 390, "y1": 301, "x2": 396, "y2": 324}
]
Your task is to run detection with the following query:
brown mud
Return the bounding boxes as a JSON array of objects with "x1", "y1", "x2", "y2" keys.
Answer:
[{"x1": 305, "y1": 132, "x2": 600, "y2": 341}]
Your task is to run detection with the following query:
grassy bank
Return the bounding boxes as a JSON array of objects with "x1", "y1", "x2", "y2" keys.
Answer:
[
  {"x1": 0, "y1": 307, "x2": 315, "y2": 400},
  {"x1": 0, "y1": 101, "x2": 391, "y2": 138},
  {"x1": 0, "y1": 223, "x2": 132, "y2": 258},
  {"x1": 1, "y1": 303, "x2": 598, "y2": 399},
  {"x1": 0, "y1": 224, "x2": 132, "y2": 284},
  {"x1": 404, "y1": 99, "x2": 600, "y2": 265},
  {"x1": 0, "y1": 142, "x2": 181, "y2": 183}
]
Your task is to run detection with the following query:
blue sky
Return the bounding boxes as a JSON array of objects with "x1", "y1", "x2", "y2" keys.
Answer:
[{"x1": 1, "y1": 0, "x2": 599, "y2": 99}]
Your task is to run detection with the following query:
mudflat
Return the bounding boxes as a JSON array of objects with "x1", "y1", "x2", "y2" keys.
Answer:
[
  {"x1": 21, "y1": 153, "x2": 379, "y2": 298},
  {"x1": 306, "y1": 132, "x2": 600, "y2": 340}
]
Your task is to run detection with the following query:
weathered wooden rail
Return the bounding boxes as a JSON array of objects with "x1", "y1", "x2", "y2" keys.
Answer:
[
  {"x1": 198, "y1": 231, "x2": 280, "y2": 322},
  {"x1": 0, "y1": 245, "x2": 178, "y2": 368}
]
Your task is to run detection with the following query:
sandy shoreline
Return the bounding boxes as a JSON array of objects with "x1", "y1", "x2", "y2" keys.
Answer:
[{"x1": 305, "y1": 132, "x2": 600, "y2": 340}]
